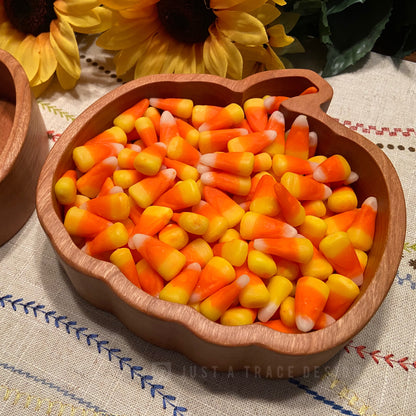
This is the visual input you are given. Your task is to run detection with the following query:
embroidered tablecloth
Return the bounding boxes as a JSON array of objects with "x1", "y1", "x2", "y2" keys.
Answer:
[{"x1": 1, "y1": 37, "x2": 415, "y2": 416}]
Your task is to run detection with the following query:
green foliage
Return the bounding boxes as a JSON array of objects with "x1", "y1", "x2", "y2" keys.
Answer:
[{"x1": 284, "y1": 0, "x2": 416, "y2": 75}]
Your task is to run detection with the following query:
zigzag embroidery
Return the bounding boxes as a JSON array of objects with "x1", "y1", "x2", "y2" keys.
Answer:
[
  {"x1": 335, "y1": 119, "x2": 416, "y2": 137},
  {"x1": 288, "y1": 378, "x2": 361, "y2": 416},
  {"x1": 0, "y1": 294, "x2": 187, "y2": 416},
  {"x1": 395, "y1": 272, "x2": 416, "y2": 290},
  {"x1": 0, "y1": 363, "x2": 113, "y2": 415},
  {"x1": 344, "y1": 340, "x2": 416, "y2": 371}
]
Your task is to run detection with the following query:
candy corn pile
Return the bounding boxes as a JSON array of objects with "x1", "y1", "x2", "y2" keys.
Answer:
[{"x1": 55, "y1": 91, "x2": 377, "y2": 334}]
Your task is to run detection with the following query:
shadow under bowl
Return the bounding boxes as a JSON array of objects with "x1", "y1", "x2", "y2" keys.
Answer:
[{"x1": 36, "y1": 70, "x2": 406, "y2": 378}]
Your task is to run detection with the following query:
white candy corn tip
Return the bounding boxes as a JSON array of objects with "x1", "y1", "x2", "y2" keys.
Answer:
[
  {"x1": 103, "y1": 156, "x2": 118, "y2": 167},
  {"x1": 293, "y1": 114, "x2": 308, "y2": 128},
  {"x1": 322, "y1": 184, "x2": 332, "y2": 200},
  {"x1": 113, "y1": 143, "x2": 125, "y2": 154},
  {"x1": 130, "y1": 144, "x2": 142, "y2": 152},
  {"x1": 199, "y1": 153, "x2": 216, "y2": 167},
  {"x1": 196, "y1": 163, "x2": 212, "y2": 174},
  {"x1": 161, "y1": 168, "x2": 177, "y2": 180},
  {"x1": 236, "y1": 274, "x2": 250, "y2": 289},
  {"x1": 200, "y1": 172, "x2": 215, "y2": 186},
  {"x1": 236, "y1": 128, "x2": 249, "y2": 136},
  {"x1": 149, "y1": 98, "x2": 160, "y2": 107},
  {"x1": 264, "y1": 130, "x2": 277, "y2": 142},
  {"x1": 187, "y1": 262, "x2": 202, "y2": 272},
  {"x1": 155, "y1": 142, "x2": 167, "y2": 150},
  {"x1": 283, "y1": 223, "x2": 298, "y2": 238},
  {"x1": 363, "y1": 196, "x2": 378, "y2": 211},
  {"x1": 160, "y1": 110, "x2": 175, "y2": 124},
  {"x1": 189, "y1": 292, "x2": 201, "y2": 304},
  {"x1": 269, "y1": 110, "x2": 285, "y2": 124},
  {"x1": 309, "y1": 131, "x2": 318, "y2": 146},
  {"x1": 344, "y1": 171, "x2": 359, "y2": 185},
  {"x1": 351, "y1": 274, "x2": 363, "y2": 287},
  {"x1": 109, "y1": 186, "x2": 124, "y2": 194},
  {"x1": 129, "y1": 233, "x2": 150, "y2": 250},
  {"x1": 257, "y1": 303, "x2": 278, "y2": 323},
  {"x1": 263, "y1": 96, "x2": 276, "y2": 112},
  {"x1": 312, "y1": 166, "x2": 326, "y2": 182},
  {"x1": 296, "y1": 315, "x2": 314, "y2": 333},
  {"x1": 252, "y1": 239, "x2": 266, "y2": 252},
  {"x1": 198, "y1": 122, "x2": 210, "y2": 132}
]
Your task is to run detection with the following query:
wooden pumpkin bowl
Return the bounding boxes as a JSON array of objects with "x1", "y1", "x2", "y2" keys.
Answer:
[
  {"x1": 36, "y1": 70, "x2": 406, "y2": 378},
  {"x1": 0, "y1": 49, "x2": 49, "y2": 245}
]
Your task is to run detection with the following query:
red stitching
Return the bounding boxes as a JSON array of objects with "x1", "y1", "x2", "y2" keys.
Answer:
[
  {"x1": 334, "y1": 119, "x2": 416, "y2": 137},
  {"x1": 345, "y1": 341, "x2": 416, "y2": 371},
  {"x1": 47, "y1": 130, "x2": 61, "y2": 143}
]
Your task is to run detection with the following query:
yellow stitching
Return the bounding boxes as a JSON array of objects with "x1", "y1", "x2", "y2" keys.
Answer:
[
  {"x1": 0, "y1": 380, "x2": 128, "y2": 416},
  {"x1": 320, "y1": 370, "x2": 382, "y2": 416},
  {"x1": 24, "y1": 394, "x2": 33, "y2": 408},
  {"x1": 13, "y1": 389, "x2": 23, "y2": 405}
]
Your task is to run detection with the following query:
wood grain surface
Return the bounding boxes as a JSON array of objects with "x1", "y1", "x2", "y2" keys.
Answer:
[
  {"x1": 0, "y1": 49, "x2": 49, "y2": 245},
  {"x1": 36, "y1": 70, "x2": 406, "y2": 378}
]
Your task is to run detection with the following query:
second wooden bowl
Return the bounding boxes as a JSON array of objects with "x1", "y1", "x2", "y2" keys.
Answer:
[
  {"x1": 0, "y1": 49, "x2": 49, "y2": 245},
  {"x1": 36, "y1": 70, "x2": 405, "y2": 378}
]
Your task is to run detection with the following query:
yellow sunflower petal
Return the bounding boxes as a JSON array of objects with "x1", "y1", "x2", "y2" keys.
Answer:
[
  {"x1": 170, "y1": 43, "x2": 193, "y2": 74},
  {"x1": 210, "y1": 0, "x2": 265, "y2": 10},
  {"x1": 97, "y1": 14, "x2": 158, "y2": 50},
  {"x1": 161, "y1": 40, "x2": 186, "y2": 74},
  {"x1": 268, "y1": 24, "x2": 294, "y2": 48},
  {"x1": 203, "y1": 28, "x2": 228, "y2": 77},
  {"x1": 49, "y1": 19, "x2": 81, "y2": 81},
  {"x1": 0, "y1": 23, "x2": 25, "y2": 55},
  {"x1": 56, "y1": 62, "x2": 78, "y2": 90},
  {"x1": 118, "y1": 3, "x2": 159, "y2": 19},
  {"x1": 215, "y1": 10, "x2": 268, "y2": 45},
  {"x1": 31, "y1": 76, "x2": 54, "y2": 98},
  {"x1": 56, "y1": 8, "x2": 112, "y2": 34},
  {"x1": 14, "y1": 35, "x2": 40, "y2": 82},
  {"x1": 227, "y1": 0, "x2": 268, "y2": 12},
  {"x1": 252, "y1": 3, "x2": 280, "y2": 25},
  {"x1": 134, "y1": 33, "x2": 169, "y2": 78},
  {"x1": 194, "y1": 44, "x2": 206, "y2": 74},
  {"x1": 101, "y1": 0, "x2": 154, "y2": 10},
  {"x1": 54, "y1": 0, "x2": 101, "y2": 14},
  {"x1": 271, "y1": 0, "x2": 287, "y2": 6},
  {"x1": 114, "y1": 43, "x2": 147, "y2": 76},
  {"x1": 212, "y1": 26, "x2": 243, "y2": 79},
  {"x1": 34, "y1": 32, "x2": 58, "y2": 84}
]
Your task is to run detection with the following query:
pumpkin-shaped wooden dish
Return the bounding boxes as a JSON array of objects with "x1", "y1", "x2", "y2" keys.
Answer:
[
  {"x1": 36, "y1": 70, "x2": 405, "y2": 378},
  {"x1": 0, "y1": 49, "x2": 49, "y2": 245}
]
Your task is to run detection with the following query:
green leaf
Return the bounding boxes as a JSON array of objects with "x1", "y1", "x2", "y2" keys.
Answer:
[
  {"x1": 326, "y1": 0, "x2": 367, "y2": 15},
  {"x1": 322, "y1": 6, "x2": 393, "y2": 76}
]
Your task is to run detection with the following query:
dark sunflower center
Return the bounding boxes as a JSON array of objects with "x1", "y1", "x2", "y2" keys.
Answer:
[
  {"x1": 157, "y1": 0, "x2": 216, "y2": 44},
  {"x1": 4, "y1": 0, "x2": 57, "y2": 36}
]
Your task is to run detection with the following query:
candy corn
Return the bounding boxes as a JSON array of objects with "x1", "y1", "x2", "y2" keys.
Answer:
[{"x1": 55, "y1": 95, "x2": 378, "y2": 333}]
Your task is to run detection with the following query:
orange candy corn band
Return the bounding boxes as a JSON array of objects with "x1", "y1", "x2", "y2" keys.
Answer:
[{"x1": 55, "y1": 93, "x2": 377, "y2": 333}]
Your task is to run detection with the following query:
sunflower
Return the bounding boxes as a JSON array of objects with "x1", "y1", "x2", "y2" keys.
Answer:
[
  {"x1": 97, "y1": 0, "x2": 296, "y2": 79},
  {"x1": 0, "y1": 0, "x2": 112, "y2": 95}
]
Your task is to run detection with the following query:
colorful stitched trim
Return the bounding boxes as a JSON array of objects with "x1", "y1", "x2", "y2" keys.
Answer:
[
  {"x1": 288, "y1": 378, "x2": 361, "y2": 415},
  {"x1": 0, "y1": 294, "x2": 187, "y2": 416},
  {"x1": 337, "y1": 120, "x2": 416, "y2": 137},
  {"x1": 0, "y1": 374, "x2": 124, "y2": 416},
  {"x1": 344, "y1": 341, "x2": 416, "y2": 371},
  {"x1": 37, "y1": 101, "x2": 76, "y2": 122}
]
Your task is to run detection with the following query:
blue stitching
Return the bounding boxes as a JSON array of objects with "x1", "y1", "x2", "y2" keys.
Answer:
[
  {"x1": 288, "y1": 378, "x2": 361, "y2": 416},
  {"x1": 0, "y1": 362, "x2": 111, "y2": 414},
  {"x1": 0, "y1": 293, "x2": 187, "y2": 416},
  {"x1": 395, "y1": 272, "x2": 416, "y2": 290}
]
